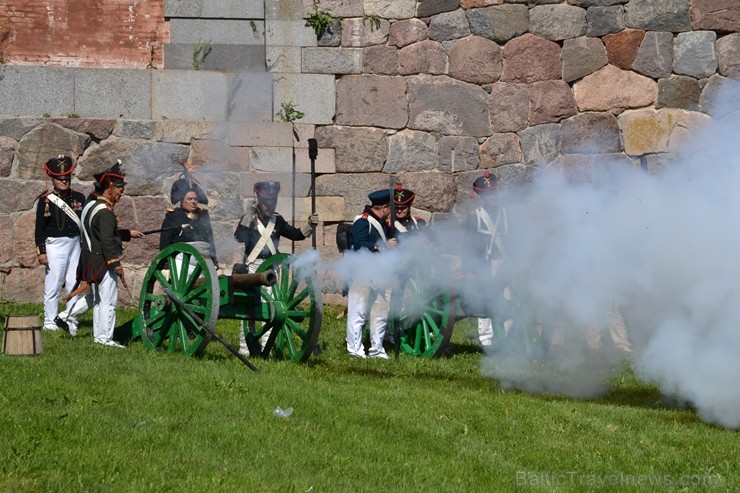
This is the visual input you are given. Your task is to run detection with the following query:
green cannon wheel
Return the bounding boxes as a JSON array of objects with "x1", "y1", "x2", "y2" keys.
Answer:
[
  {"x1": 138, "y1": 244, "x2": 220, "y2": 356},
  {"x1": 460, "y1": 287, "x2": 551, "y2": 361},
  {"x1": 489, "y1": 291, "x2": 550, "y2": 360},
  {"x1": 388, "y1": 268, "x2": 457, "y2": 358},
  {"x1": 244, "y1": 253, "x2": 322, "y2": 363}
]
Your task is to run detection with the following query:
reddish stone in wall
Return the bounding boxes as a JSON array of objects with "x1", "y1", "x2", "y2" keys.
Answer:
[
  {"x1": 604, "y1": 29, "x2": 646, "y2": 70},
  {"x1": 691, "y1": 0, "x2": 740, "y2": 32},
  {"x1": 0, "y1": 0, "x2": 168, "y2": 68}
]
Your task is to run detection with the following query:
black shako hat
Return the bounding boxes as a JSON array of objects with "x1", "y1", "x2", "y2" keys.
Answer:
[
  {"x1": 93, "y1": 159, "x2": 127, "y2": 191},
  {"x1": 170, "y1": 176, "x2": 208, "y2": 205},
  {"x1": 45, "y1": 155, "x2": 74, "y2": 178},
  {"x1": 254, "y1": 181, "x2": 280, "y2": 203},
  {"x1": 393, "y1": 184, "x2": 415, "y2": 206},
  {"x1": 368, "y1": 189, "x2": 391, "y2": 206},
  {"x1": 472, "y1": 170, "x2": 498, "y2": 195}
]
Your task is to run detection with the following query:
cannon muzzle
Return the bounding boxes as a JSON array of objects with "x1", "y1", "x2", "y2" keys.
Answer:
[
  {"x1": 193, "y1": 270, "x2": 277, "y2": 288},
  {"x1": 231, "y1": 271, "x2": 277, "y2": 288}
]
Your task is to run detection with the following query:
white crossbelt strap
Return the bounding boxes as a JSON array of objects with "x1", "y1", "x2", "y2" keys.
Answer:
[
  {"x1": 476, "y1": 207, "x2": 507, "y2": 260},
  {"x1": 245, "y1": 215, "x2": 276, "y2": 265},
  {"x1": 354, "y1": 214, "x2": 386, "y2": 243},
  {"x1": 394, "y1": 216, "x2": 418, "y2": 233},
  {"x1": 47, "y1": 193, "x2": 81, "y2": 228},
  {"x1": 80, "y1": 202, "x2": 107, "y2": 251}
]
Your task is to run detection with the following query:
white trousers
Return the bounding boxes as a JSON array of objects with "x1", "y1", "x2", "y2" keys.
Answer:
[
  {"x1": 43, "y1": 236, "x2": 81, "y2": 329},
  {"x1": 92, "y1": 269, "x2": 118, "y2": 344},
  {"x1": 346, "y1": 282, "x2": 390, "y2": 358},
  {"x1": 239, "y1": 259, "x2": 269, "y2": 355},
  {"x1": 477, "y1": 259, "x2": 512, "y2": 347},
  {"x1": 586, "y1": 301, "x2": 633, "y2": 353},
  {"x1": 58, "y1": 291, "x2": 92, "y2": 336}
]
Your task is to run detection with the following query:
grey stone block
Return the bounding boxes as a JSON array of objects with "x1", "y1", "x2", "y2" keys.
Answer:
[
  {"x1": 202, "y1": 1, "x2": 264, "y2": 18},
  {"x1": 0, "y1": 67, "x2": 74, "y2": 117},
  {"x1": 274, "y1": 74, "x2": 336, "y2": 125},
  {"x1": 165, "y1": 0, "x2": 264, "y2": 18},
  {"x1": 518, "y1": 123, "x2": 561, "y2": 166},
  {"x1": 586, "y1": 6, "x2": 625, "y2": 37},
  {"x1": 152, "y1": 71, "x2": 229, "y2": 120},
  {"x1": 225, "y1": 72, "x2": 274, "y2": 123},
  {"x1": 301, "y1": 47, "x2": 362, "y2": 74},
  {"x1": 267, "y1": 46, "x2": 303, "y2": 73},
  {"x1": 164, "y1": 0, "x2": 201, "y2": 17},
  {"x1": 265, "y1": 0, "x2": 303, "y2": 20},
  {"x1": 74, "y1": 69, "x2": 152, "y2": 119},
  {"x1": 165, "y1": 44, "x2": 266, "y2": 72},
  {"x1": 266, "y1": 20, "x2": 318, "y2": 47},
  {"x1": 228, "y1": 122, "x2": 294, "y2": 146},
  {"x1": 249, "y1": 146, "x2": 294, "y2": 172},
  {"x1": 113, "y1": 120, "x2": 157, "y2": 140},
  {"x1": 169, "y1": 19, "x2": 264, "y2": 45},
  {"x1": 673, "y1": 31, "x2": 718, "y2": 79}
]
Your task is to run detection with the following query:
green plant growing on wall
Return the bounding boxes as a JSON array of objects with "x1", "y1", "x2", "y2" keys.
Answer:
[
  {"x1": 42, "y1": 113, "x2": 51, "y2": 118},
  {"x1": 363, "y1": 14, "x2": 381, "y2": 32},
  {"x1": 192, "y1": 39, "x2": 212, "y2": 70},
  {"x1": 305, "y1": 0, "x2": 334, "y2": 40},
  {"x1": 68, "y1": 113, "x2": 80, "y2": 118},
  {"x1": 277, "y1": 101, "x2": 305, "y2": 140}
]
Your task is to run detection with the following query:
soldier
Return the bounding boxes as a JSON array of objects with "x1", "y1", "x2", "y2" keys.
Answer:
[
  {"x1": 233, "y1": 180, "x2": 318, "y2": 354},
  {"x1": 35, "y1": 155, "x2": 86, "y2": 331},
  {"x1": 160, "y1": 172, "x2": 218, "y2": 275},
  {"x1": 74, "y1": 160, "x2": 143, "y2": 347},
  {"x1": 464, "y1": 170, "x2": 512, "y2": 350},
  {"x1": 393, "y1": 185, "x2": 426, "y2": 236},
  {"x1": 345, "y1": 189, "x2": 397, "y2": 359}
]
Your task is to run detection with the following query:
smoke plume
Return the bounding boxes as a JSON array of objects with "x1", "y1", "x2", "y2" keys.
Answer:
[{"x1": 324, "y1": 85, "x2": 740, "y2": 429}]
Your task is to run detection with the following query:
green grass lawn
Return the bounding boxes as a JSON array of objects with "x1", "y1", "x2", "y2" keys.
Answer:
[{"x1": 0, "y1": 302, "x2": 736, "y2": 492}]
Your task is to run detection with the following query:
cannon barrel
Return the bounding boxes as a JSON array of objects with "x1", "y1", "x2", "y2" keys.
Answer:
[{"x1": 194, "y1": 270, "x2": 277, "y2": 288}]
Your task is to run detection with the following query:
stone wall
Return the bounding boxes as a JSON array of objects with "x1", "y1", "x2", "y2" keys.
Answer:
[{"x1": 1, "y1": 0, "x2": 740, "y2": 305}]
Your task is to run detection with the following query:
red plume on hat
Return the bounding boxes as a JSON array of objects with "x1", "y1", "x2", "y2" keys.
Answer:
[
  {"x1": 45, "y1": 154, "x2": 74, "y2": 178},
  {"x1": 393, "y1": 183, "x2": 415, "y2": 206},
  {"x1": 93, "y1": 159, "x2": 127, "y2": 191},
  {"x1": 472, "y1": 169, "x2": 498, "y2": 198}
]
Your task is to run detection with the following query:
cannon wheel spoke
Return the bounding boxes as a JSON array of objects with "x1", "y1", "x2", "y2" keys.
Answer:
[
  {"x1": 138, "y1": 244, "x2": 219, "y2": 356},
  {"x1": 389, "y1": 268, "x2": 456, "y2": 358},
  {"x1": 253, "y1": 253, "x2": 322, "y2": 363}
]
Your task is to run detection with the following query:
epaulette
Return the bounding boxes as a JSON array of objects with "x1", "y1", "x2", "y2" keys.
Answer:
[
  {"x1": 166, "y1": 207, "x2": 176, "y2": 213},
  {"x1": 361, "y1": 212, "x2": 369, "y2": 219}
]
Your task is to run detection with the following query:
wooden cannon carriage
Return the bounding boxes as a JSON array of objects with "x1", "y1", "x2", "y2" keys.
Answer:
[{"x1": 129, "y1": 243, "x2": 322, "y2": 364}]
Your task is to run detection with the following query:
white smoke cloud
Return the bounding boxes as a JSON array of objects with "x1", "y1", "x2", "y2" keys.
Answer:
[{"x1": 319, "y1": 85, "x2": 740, "y2": 429}]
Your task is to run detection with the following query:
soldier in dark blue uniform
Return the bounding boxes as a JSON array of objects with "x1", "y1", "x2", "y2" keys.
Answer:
[
  {"x1": 35, "y1": 155, "x2": 86, "y2": 331},
  {"x1": 346, "y1": 189, "x2": 397, "y2": 358}
]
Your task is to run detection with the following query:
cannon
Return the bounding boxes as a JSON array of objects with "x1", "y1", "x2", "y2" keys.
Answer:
[
  {"x1": 130, "y1": 243, "x2": 322, "y2": 363},
  {"x1": 388, "y1": 258, "x2": 550, "y2": 359}
]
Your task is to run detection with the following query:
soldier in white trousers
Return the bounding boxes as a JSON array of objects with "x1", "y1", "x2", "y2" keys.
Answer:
[
  {"x1": 35, "y1": 155, "x2": 86, "y2": 331},
  {"x1": 345, "y1": 189, "x2": 397, "y2": 359},
  {"x1": 463, "y1": 170, "x2": 513, "y2": 351}
]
